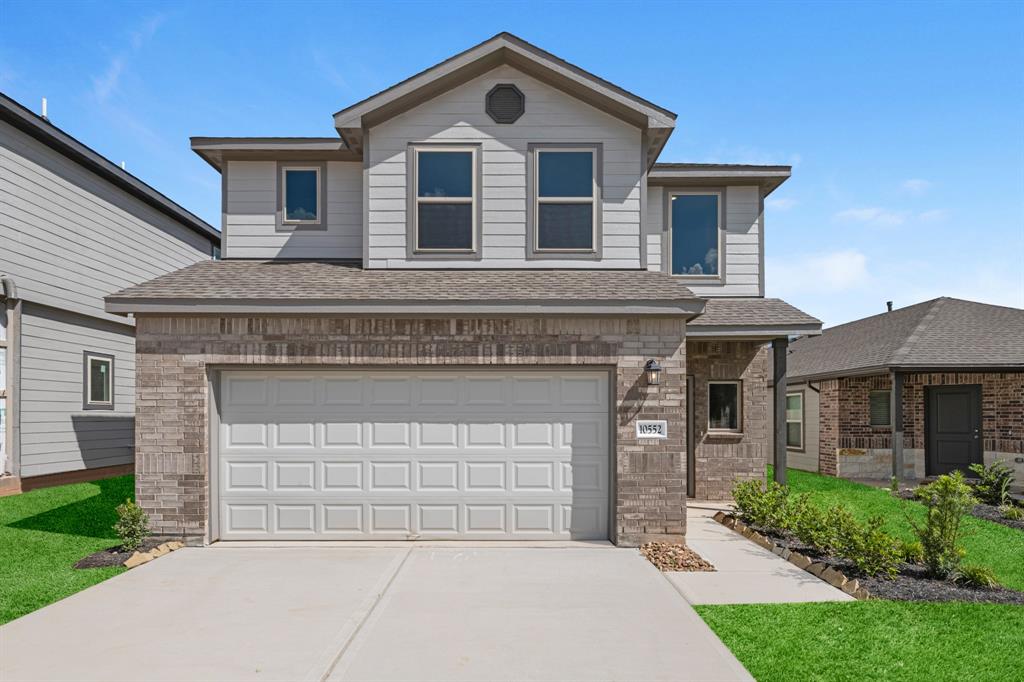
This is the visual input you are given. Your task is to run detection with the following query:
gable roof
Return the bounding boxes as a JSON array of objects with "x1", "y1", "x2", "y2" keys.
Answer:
[
  {"x1": 331, "y1": 33, "x2": 677, "y2": 167},
  {"x1": 0, "y1": 92, "x2": 219, "y2": 244},
  {"x1": 788, "y1": 297, "x2": 1024, "y2": 380},
  {"x1": 688, "y1": 298, "x2": 820, "y2": 338}
]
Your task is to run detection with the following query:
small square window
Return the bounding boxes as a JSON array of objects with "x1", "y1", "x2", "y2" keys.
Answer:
[
  {"x1": 281, "y1": 167, "x2": 320, "y2": 224},
  {"x1": 708, "y1": 381, "x2": 742, "y2": 432},
  {"x1": 869, "y1": 390, "x2": 891, "y2": 426},
  {"x1": 84, "y1": 353, "x2": 114, "y2": 409}
]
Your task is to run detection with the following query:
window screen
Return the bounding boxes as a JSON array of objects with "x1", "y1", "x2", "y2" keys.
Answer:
[{"x1": 869, "y1": 390, "x2": 891, "y2": 426}]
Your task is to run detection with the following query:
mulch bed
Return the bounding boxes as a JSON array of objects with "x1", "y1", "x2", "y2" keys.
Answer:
[
  {"x1": 742, "y1": 520, "x2": 1024, "y2": 606},
  {"x1": 74, "y1": 538, "x2": 164, "y2": 569},
  {"x1": 895, "y1": 488, "x2": 1024, "y2": 532},
  {"x1": 640, "y1": 542, "x2": 715, "y2": 572}
]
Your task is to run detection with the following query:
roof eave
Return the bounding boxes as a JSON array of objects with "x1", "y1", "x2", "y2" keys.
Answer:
[
  {"x1": 687, "y1": 323, "x2": 822, "y2": 339},
  {"x1": 190, "y1": 137, "x2": 357, "y2": 172},
  {"x1": 789, "y1": 363, "x2": 1024, "y2": 383}
]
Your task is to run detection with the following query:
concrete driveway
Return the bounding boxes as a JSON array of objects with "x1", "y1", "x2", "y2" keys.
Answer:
[{"x1": 0, "y1": 545, "x2": 751, "y2": 682}]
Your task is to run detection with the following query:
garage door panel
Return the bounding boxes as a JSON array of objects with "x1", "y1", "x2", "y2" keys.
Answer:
[{"x1": 217, "y1": 370, "x2": 609, "y2": 540}]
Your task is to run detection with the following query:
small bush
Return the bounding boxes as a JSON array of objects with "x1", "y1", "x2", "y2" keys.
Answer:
[
  {"x1": 999, "y1": 504, "x2": 1024, "y2": 521},
  {"x1": 114, "y1": 499, "x2": 150, "y2": 552},
  {"x1": 841, "y1": 515, "x2": 903, "y2": 578},
  {"x1": 889, "y1": 476, "x2": 899, "y2": 494},
  {"x1": 954, "y1": 564, "x2": 1000, "y2": 589},
  {"x1": 731, "y1": 479, "x2": 794, "y2": 533},
  {"x1": 901, "y1": 540, "x2": 924, "y2": 565},
  {"x1": 909, "y1": 472, "x2": 975, "y2": 578},
  {"x1": 968, "y1": 461, "x2": 1014, "y2": 506}
]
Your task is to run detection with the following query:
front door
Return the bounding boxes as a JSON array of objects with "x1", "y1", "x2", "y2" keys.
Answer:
[{"x1": 925, "y1": 384, "x2": 982, "y2": 476}]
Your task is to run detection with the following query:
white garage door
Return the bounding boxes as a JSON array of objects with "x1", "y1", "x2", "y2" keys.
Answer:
[{"x1": 215, "y1": 370, "x2": 610, "y2": 540}]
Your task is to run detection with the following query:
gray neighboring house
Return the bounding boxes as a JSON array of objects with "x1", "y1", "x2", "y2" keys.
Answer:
[
  {"x1": 0, "y1": 93, "x2": 220, "y2": 494},
  {"x1": 106, "y1": 33, "x2": 821, "y2": 546},
  {"x1": 785, "y1": 298, "x2": 1024, "y2": 486}
]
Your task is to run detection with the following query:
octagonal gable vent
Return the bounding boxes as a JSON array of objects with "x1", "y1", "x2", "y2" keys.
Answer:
[{"x1": 486, "y1": 84, "x2": 525, "y2": 124}]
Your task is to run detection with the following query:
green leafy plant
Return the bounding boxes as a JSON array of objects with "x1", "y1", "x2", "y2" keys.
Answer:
[
  {"x1": 840, "y1": 515, "x2": 903, "y2": 578},
  {"x1": 901, "y1": 540, "x2": 924, "y2": 565},
  {"x1": 113, "y1": 499, "x2": 150, "y2": 552},
  {"x1": 968, "y1": 461, "x2": 1014, "y2": 506},
  {"x1": 889, "y1": 476, "x2": 899, "y2": 494},
  {"x1": 909, "y1": 472, "x2": 975, "y2": 578},
  {"x1": 731, "y1": 479, "x2": 795, "y2": 533},
  {"x1": 999, "y1": 504, "x2": 1024, "y2": 521},
  {"x1": 953, "y1": 564, "x2": 1000, "y2": 589}
]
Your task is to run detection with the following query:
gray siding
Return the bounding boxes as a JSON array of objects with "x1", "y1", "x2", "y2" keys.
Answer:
[
  {"x1": 366, "y1": 64, "x2": 643, "y2": 269},
  {"x1": 18, "y1": 303, "x2": 134, "y2": 477},
  {"x1": 0, "y1": 120, "x2": 214, "y2": 325},
  {"x1": 786, "y1": 381, "x2": 820, "y2": 472},
  {"x1": 645, "y1": 184, "x2": 763, "y2": 297},
  {"x1": 224, "y1": 160, "x2": 362, "y2": 259}
]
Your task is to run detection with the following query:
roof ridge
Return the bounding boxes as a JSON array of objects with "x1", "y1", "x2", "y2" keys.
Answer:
[{"x1": 889, "y1": 297, "x2": 946, "y2": 365}]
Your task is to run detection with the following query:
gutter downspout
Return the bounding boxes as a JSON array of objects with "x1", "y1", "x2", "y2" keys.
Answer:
[{"x1": 1, "y1": 276, "x2": 21, "y2": 479}]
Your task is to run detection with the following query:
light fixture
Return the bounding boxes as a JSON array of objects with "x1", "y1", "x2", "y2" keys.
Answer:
[{"x1": 645, "y1": 359, "x2": 662, "y2": 386}]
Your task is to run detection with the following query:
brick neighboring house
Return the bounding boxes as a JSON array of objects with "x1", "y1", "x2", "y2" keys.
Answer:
[
  {"x1": 104, "y1": 33, "x2": 821, "y2": 546},
  {"x1": 785, "y1": 297, "x2": 1024, "y2": 487}
]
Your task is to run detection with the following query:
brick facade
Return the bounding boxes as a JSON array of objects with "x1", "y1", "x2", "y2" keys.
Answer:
[
  {"x1": 133, "y1": 315, "x2": 694, "y2": 546},
  {"x1": 686, "y1": 340, "x2": 770, "y2": 499},
  {"x1": 818, "y1": 379, "x2": 839, "y2": 476}
]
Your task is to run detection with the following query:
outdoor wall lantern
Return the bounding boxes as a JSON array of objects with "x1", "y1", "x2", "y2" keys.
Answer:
[{"x1": 645, "y1": 359, "x2": 662, "y2": 386}]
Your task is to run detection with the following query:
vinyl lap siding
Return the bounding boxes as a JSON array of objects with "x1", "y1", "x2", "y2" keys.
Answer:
[
  {"x1": 644, "y1": 184, "x2": 763, "y2": 297},
  {"x1": 367, "y1": 64, "x2": 643, "y2": 269},
  {"x1": 18, "y1": 303, "x2": 134, "y2": 477},
  {"x1": 0, "y1": 121, "x2": 213, "y2": 324},
  {"x1": 224, "y1": 160, "x2": 362, "y2": 259}
]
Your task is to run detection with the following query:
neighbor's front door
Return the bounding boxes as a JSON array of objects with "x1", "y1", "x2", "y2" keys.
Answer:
[{"x1": 925, "y1": 384, "x2": 982, "y2": 476}]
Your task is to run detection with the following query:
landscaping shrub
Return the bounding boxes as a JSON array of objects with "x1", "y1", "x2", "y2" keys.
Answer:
[
  {"x1": 901, "y1": 540, "x2": 925, "y2": 565},
  {"x1": 909, "y1": 472, "x2": 975, "y2": 578},
  {"x1": 968, "y1": 461, "x2": 1014, "y2": 507},
  {"x1": 114, "y1": 499, "x2": 150, "y2": 551},
  {"x1": 731, "y1": 479, "x2": 795, "y2": 532},
  {"x1": 954, "y1": 564, "x2": 1000, "y2": 589},
  {"x1": 999, "y1": 504, "x2": 1024, "y2": 522},
  {"x1": 841, "y1": 515, "x2": 903, "y2": 578}
]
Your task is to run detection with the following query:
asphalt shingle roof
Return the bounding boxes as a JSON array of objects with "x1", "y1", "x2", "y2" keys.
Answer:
[
  {"x1": 688, "y1": 298, "x2": 820, "y2": 328},
  {"x1": 106, "y1": 259, "x2": 699, "y2": 304},
  {"x1": 788, "y1": 297, "x2": 1024, "y2": 379}
]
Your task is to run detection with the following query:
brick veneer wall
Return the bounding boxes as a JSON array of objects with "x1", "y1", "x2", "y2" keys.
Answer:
[
  {"x1": 818, "y1": 379, "x2": 839, "y2": 476},
  {"x1": 686, "y1": 341, "x2": 769, "y2": 499},
  {"x1": 133, "y1": 315, "x2": 689, "y2": 546}
]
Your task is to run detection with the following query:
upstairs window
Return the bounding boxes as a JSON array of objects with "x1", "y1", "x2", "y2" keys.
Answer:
[
  {"x1": 84, "y1": 353, "x2": 114, "y2": 410},
  {"x1": 671, "y1": 192, "x2": 721, "y2": 276},
  {"x1": 414, "y1": 147, "x2": 477, "y2": 252},
  {"x1": 869, "y1": 390, "x2": 891, "y2": 426},
  {"x1": 281, "y1": 167, "x2": 321, "y2": 225},
  {"x1": 708, "y1": 381, "x2": 742, "y2": 433},
  {"x1": 786, "y1": 392, "x2": 804, "y2": 449},
  {"x1": 534, "y1": 148, "x2": 597, "y2": 252}
]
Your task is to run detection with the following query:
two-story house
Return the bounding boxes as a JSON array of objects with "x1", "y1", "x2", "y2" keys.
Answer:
[
  {"x1": 105, "y1": 34, "x2": 820, "y2": 546},
  {"x1": 0, "y1": 93, "x2": 220, "y2": 494}
]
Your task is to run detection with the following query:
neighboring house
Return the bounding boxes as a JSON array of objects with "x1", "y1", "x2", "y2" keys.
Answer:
[
  {"x1": 0, "y1": 93, "x2": 220, "y2": 495},
  {"x1": 105, "y1": 33, "x2": 820, "y2": 546},
  {"x1": 785, "y1": 297, "x2": 1024, "y2": 486}
]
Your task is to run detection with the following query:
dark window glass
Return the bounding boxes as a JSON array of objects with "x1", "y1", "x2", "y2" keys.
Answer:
[
  {"x1": 284, "y1": 169, "x2": 319, "y2": 221},
  {"x1": 417, "y1": 204, "x2": 473, "y2": 250},
  {"x1": 89, "y1": 358, "x2": 111, "y2": 404},
  {"x1": 671, "y1": 194, "x2": 719, "y2": 275},
  {"x1": 709, "y1": 383, "x2": 739, "y2": 430},
  {"x1": 870, "y1": 391, "x2": 891, "y2": 426},
  {"x1": 418, "y1": 152, "x2": 473, "y2": 198},
  {"x1": 537, "y1": 203, "x2": 593, "y2": 250},
  {"x1": 538, "y1": 152, "x2": 592, "y2": 197}
]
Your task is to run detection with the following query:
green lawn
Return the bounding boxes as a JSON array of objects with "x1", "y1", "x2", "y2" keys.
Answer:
[
  {"x1": 0, "y1": 475, "x2": 133, "y2": 624},
  {"x1": 698, "y1": 601, "x2": 1024, "y2": 682},
  {"x1": 777, "y1": 467, "x2": 1024, "y2": 591}
]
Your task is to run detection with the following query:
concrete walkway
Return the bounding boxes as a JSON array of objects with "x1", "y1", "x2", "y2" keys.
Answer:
[
  {"x1": 666, "y1": 503, "x2": 855, "y2": 605},
  {"x1": 1, "y1": 544, "x2": 752, "y2": 682}
]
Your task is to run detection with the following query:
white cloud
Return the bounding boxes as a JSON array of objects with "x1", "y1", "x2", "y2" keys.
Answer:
[
  {"x1": 92, "y1": 57, "x2": 124, "y2": 102},
  {"x1": 917, "y1": 209, "x2": 947, "y2": 222},
  {"x1": 767, "y1": 249, "x2": 870, "y2": 297},
  {"x1": 766, "y1": 197, "x2": 798, "y2": 210},
  {"x1": 834, "y1": 207, "x2": 909, "y2": 226},
  {"x1": 91, "y1": 14, "x2": 165, "y2": 103},
  {"x1": 900, "y1": 178, "x2": 931, "y2": 195}
]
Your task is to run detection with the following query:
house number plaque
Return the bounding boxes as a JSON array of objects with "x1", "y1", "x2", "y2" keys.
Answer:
[{"x1": 636, "y1": 420, "x2": 668, "y2": 439}]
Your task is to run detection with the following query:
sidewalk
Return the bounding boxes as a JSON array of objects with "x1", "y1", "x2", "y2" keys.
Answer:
[{"x1": 666, "y1": 502, "x2": 855, "y2": 605}]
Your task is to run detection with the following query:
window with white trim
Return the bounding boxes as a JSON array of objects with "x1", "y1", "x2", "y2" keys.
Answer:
[
  {"x1": 708, "y1": 381, "x2": 742, "y2": 432},
  {"x1": 413, "y1": 146, "x2": 477, "y2": 252},
  {"x1": 786, "y1": 392, "x2": 804, "y2": 449},
  {"x1": 281, "y1": 166, "x2": 321, "y2": 224},
  {"x1": 670, "y1": 191, "x2": 721, "y2": 276},
  {"x1": 534, "y1": 148, "x2": 597, "y2": 251},
  {"x1": 84, "y1": 353, "x2": 114, "y2": 410},
  {"x1": 869, "y1": 390, "x2": 891, "y2": 426}
]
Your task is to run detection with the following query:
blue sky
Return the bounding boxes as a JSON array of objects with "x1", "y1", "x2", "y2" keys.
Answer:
[{"x1": 2, "y1": 0, "x2": 1022, "y2": 326}]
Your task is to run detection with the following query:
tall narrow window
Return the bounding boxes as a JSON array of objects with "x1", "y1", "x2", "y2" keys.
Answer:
[
  {"x1": 281, "y1": 167, "x2": 321, "y2": 224},
  {"x1": 708, "y1": 381, "x2": 742, "y2": 432},
  {"x1": 84, "y1": 353, "x2": 114, "y2": 410},
  {"x1": 414, "y1": 147, "x2": 476, "y2": 251},
  {"x1": 786, "y1": 392, "x2": 804, "y2": 449},
  {"x1": 534, "y1": 148, "x2": 597, "y2": 251},
  {"x1": 671, "y1": 192, "x2": 721, "y2": 276},
  {"x1": 869, "y1": 390, "x2": 891, "y2": 426}
]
